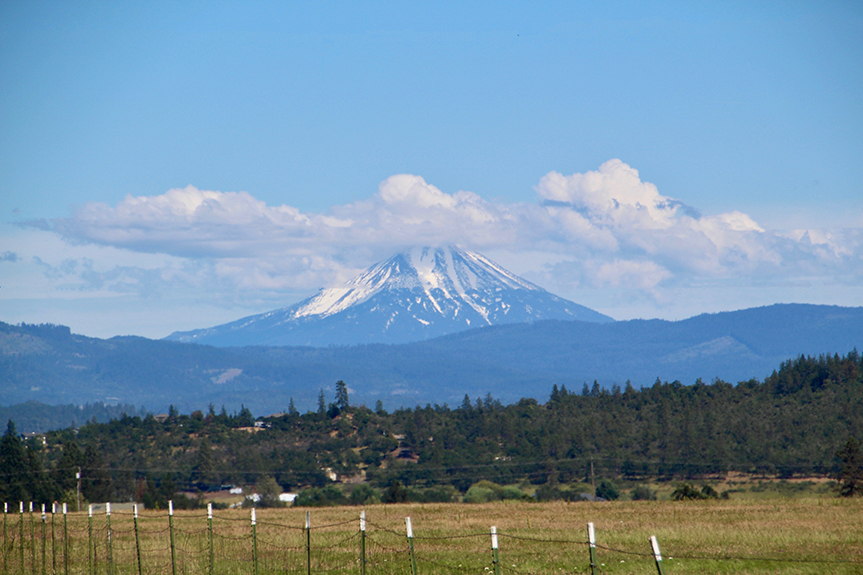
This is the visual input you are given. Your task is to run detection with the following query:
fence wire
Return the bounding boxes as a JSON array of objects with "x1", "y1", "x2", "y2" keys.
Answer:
[{"x1": 1, "y1": 504, "x2": 862, "y2": 574}]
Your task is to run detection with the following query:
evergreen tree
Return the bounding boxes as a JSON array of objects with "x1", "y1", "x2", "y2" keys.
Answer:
[
  {"x1": 317, "y1": 389, "x2": 326, "y2": 415},
  {"x1": 0, "y1": 420, "x2": 32, "y2": 502},
  {"x1": 236, "y1": 405, "x2": 254, "y2": 427},
  {"x1": 836, "y1": 437, "x2": 863, "y2": 497},
  {"x1": 52, "y1": 441, "x2": 84, "y2": 493},
  {"x1": 335, "y1": 380, "x2": 350, "y2": 409},
  {"x1": 192, "y1": 439, "x2": 216, "y2": 485},
  {"x1": 82, "y1": 444, "x2": 112, "y2": 502}
]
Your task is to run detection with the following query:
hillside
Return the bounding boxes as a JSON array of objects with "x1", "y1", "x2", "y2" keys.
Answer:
[
  {"x1": 2, "y1": 352, "x2": 861, "y2": 507},
  {"x1": 2, "y1": 304, "x2": 862, "y2": 416}
]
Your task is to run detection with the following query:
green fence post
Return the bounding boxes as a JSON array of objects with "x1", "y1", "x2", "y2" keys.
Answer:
[
  {"x1": 105, "y1": 503, "x2": 113, "y2": 575},
  {"x1": 29, "y1": 502, "x2": 35, "y2": 575},
  {"x1": 207, "y1": 503, "x2": 213, "y2": 575},
  {"x1": 3, "y1": 502, "x2": 7, "y2": 575},
  {"x1": 587, "y1": 523, "x2": 598, "y2": 575},
  {"x1": 650, "y1": 535, "x2": 666, "y2": 575},
  {"x1": 168, "y1": 501, "x2": 177, "y2": 575},
  {"x1": 62, "y1": 504, "x2": 68, "y2": 575},
  {"x1": 405, "y1": 517, "x2": 417, "y2": 575},
  {"x1": 19, "y1": 502, "x2": 25, "y2": 575},
  {"x1": 359, "y1": 511, "x2": 366, "y2": 575},
  {"x1": 251, "y1": 508, "x2": 259, "y2": 575},
  {"x1": 490, "y1": 526, "x2": 500, "y2": 575},
  {"x1": 51, "y1": 504, "x2": 56, "y2": 575},
  {"x1": 40, "y1": 506, "x2": 45, "y2": 575},
  {"x1": 87, "y1": 505, "x2": 93, "y2": 575},
  {"x1": 133, "y1": 505, "x2": 142, "y2": 575},
  {"x1": 305, "y1": 511, "x2": 311, "y2": 575}
]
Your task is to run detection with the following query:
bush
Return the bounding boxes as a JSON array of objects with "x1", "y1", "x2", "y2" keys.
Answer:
[
  {"x1": 293, "y1": 485, "x2": 347, "y2": 507},
  {"x1": 408, "y1": 485, "x2": 459, "y2": 503},
  {"x1": 381, "y1": 480, "x2": 408, "y2": 503},
  {"x1": 463, "y1": 485, "x2": 497, "y2": 503},
  {"x1": 595, "y1": 480, "x2": 619, "y2": 501},
  {"x1": 671, "y1": 483, "x2": 719, "y2": 501},
  {"x1": 534, "y1": 484, "x2": 587, "y2": 502},
  {"x1": 630, "y1": 484, "x2": 657, "y2": 501},
  {"x1": 348, "y1": 484, "x2": 378, "y2": 505},
  {"x1": 463, "y1": 481, "x2": 528, "y2": 503}
]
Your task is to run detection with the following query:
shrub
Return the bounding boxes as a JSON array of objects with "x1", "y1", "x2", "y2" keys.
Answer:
[
  {"x1": 596, "y1": 480, "x2": 619, "y2": 501},
  {"x1": 408, "y1": 485, "x2": 459, "y2": 503},
  {"x1": 348, "y1": 484, "x2": 378, "y2": 505},
  {"x1": 463, "y1": 481, "x2": 528, "y2": 503},
  {"x1": 293, "y1": 485, "x2": 347, "y2": 507},
  {"x1": 381, "y1": 480, "x2": 408, "y2": 503},
  {"x1": 630, "y1": 484, "x2": 657, "y2": 501},
  {"x1": 671, "y1": 483, "x2": 719, "y2": 501}
]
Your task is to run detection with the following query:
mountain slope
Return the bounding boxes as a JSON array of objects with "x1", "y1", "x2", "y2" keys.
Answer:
[
  {"x1": 3, "y1": 304, "x2": 862, "y2": 417},
  {"x1": 165, "y1": 246, "x2": 612, "y2": 347}
]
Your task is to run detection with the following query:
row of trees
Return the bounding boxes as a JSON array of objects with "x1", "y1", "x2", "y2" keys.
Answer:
[{"x1": 1, "y1": 354, "x2": 862, "y2": 506}]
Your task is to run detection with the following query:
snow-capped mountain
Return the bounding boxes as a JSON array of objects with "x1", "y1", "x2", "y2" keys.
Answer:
[{"x1": 165, "y1": 246, "x2": 613, "y2": 347}]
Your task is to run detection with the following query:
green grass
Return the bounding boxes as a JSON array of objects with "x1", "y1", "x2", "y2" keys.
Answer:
[{"x1": 2, "y1": 497, "x2": 862, "y2": 574}]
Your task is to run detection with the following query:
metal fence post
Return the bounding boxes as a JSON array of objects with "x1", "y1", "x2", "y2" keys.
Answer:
[
  {"x1": 50, "y1": 504, "x2": 56, "y2": 575},
  {"x1": 19, "y1": 502, "x2": 24, "y2": 575},
  {"x1": 251, "y1": 508, "x2": 259, "y2": 575},
  {"x1": 40, "y1": 506, "x2": 45, "y2": 575},
  {"x1": 587, "y1": 523, "x2": 598, "y2": 575},
  {"x1": 3, "y1": 502, "x2": 7, "y2": 575},
  {"x1": 87, "y1": 505, "x2": 93, "y2": 575},
  {"x1": 650, "y1": 535, "x2": 666, "y2": 575},
  {"x1": 360, "y1": 511, "x2": 366, "y2": 575},
  {"x1": 405, "y1": 517, "x2": 417, "y2": 575},
  {"x1": 491, "y1": 526, "x2": 500, "y2": 575},
  {"x1": 62, "y1": 504, "x2": 68, "y2": 575},
  {"x1": 29, "y1": 501, "x2": 35, "y2": 575},
  {"x1": 105, "y1": 503, "x2": 113, "y2": 575},
  {"x1": 168, "y1": 501, "x2": 176, "y2": 575},
  {"x1": 305, "y1": 511, "x2": 311, "y2": 575},
  {"x1": 207, "y1": 503, "x2": 214, "y2": 575},
  {"x1": 133, "y1": 505, "x2": 142, "y2": 575}
]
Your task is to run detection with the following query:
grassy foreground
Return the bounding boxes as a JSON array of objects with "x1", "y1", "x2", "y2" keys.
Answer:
[{"x1": 2, "y1": 498, "x2": 861, "y2": 574}]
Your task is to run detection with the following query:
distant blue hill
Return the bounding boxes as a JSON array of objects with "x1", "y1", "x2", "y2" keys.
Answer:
[{"x1": 2, "y1": 304, "x2": 862, "y2": 418}]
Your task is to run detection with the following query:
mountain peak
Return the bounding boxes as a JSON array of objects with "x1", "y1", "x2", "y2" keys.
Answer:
[
  {"x1": 166, "y1": 246, "x2": 613, "y2": 347},
  {"x1": 293, "y1": 246, "x2": 541, "y2": 321}
]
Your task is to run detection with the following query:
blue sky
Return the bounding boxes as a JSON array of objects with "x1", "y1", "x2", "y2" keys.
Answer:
[{"x1": 1, "y1": 1, "x2": 861, "y2": 338}]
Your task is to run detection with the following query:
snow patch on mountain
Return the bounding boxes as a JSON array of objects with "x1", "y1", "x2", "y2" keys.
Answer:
[
  {"x1": 292, "y1": 246, "x2": 540, "y2": 323},
  {"x1": 165, "y1": 246, "x2": 613, "y2": 347}
]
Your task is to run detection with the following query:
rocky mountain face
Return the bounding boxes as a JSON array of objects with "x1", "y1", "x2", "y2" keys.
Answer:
[{"x1": 165, "y1": 246, "x2": 613, "y2": 347}]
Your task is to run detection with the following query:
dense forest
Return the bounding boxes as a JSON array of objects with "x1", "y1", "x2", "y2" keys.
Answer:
[
  {"x1": 1, "y1": 352, "x2": 861, "y2": 507},
  {"x1": 0, "y1": 401, "x2": 146, "y2": 434}
]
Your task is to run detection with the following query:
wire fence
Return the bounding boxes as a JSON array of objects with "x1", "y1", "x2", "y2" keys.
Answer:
[{"x1": 2, "y1": 501, "x2": 862, "y2": 574}]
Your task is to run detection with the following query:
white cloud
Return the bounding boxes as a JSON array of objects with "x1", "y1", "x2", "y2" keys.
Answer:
[{"x1": 19, "y1": 160, "x2": 863, "y2": 327}]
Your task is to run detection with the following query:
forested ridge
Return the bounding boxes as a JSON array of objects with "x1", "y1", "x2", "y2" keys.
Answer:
[
  {"x1": 1, "y1": 352, "x2": 861, "y2": 507},
  {"x1": 4, "y1": 305, "x2": 863, "y2": 414}
]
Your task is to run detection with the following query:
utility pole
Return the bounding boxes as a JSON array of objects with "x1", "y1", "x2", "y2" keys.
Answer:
[
  {"x1": 590, "y1": 458, "x2": 596, "y2": 492},
  {"x1": 76, "y1": 467, "x2": 82, "y2": 512}
]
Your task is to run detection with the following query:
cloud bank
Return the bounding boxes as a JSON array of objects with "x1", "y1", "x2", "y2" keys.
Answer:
[{"x1": 39, "y1": 160, "x2": 863, "y2": 307}]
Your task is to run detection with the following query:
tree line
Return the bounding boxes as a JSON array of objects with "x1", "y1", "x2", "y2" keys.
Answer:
[{"x1": 2, "y1": 352, "x2": 862, "y2": 508}]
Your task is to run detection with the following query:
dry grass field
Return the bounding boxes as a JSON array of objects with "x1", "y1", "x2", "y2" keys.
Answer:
[{"x1": 3, "y1": 497, "x2": 862, "y2": 574}]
